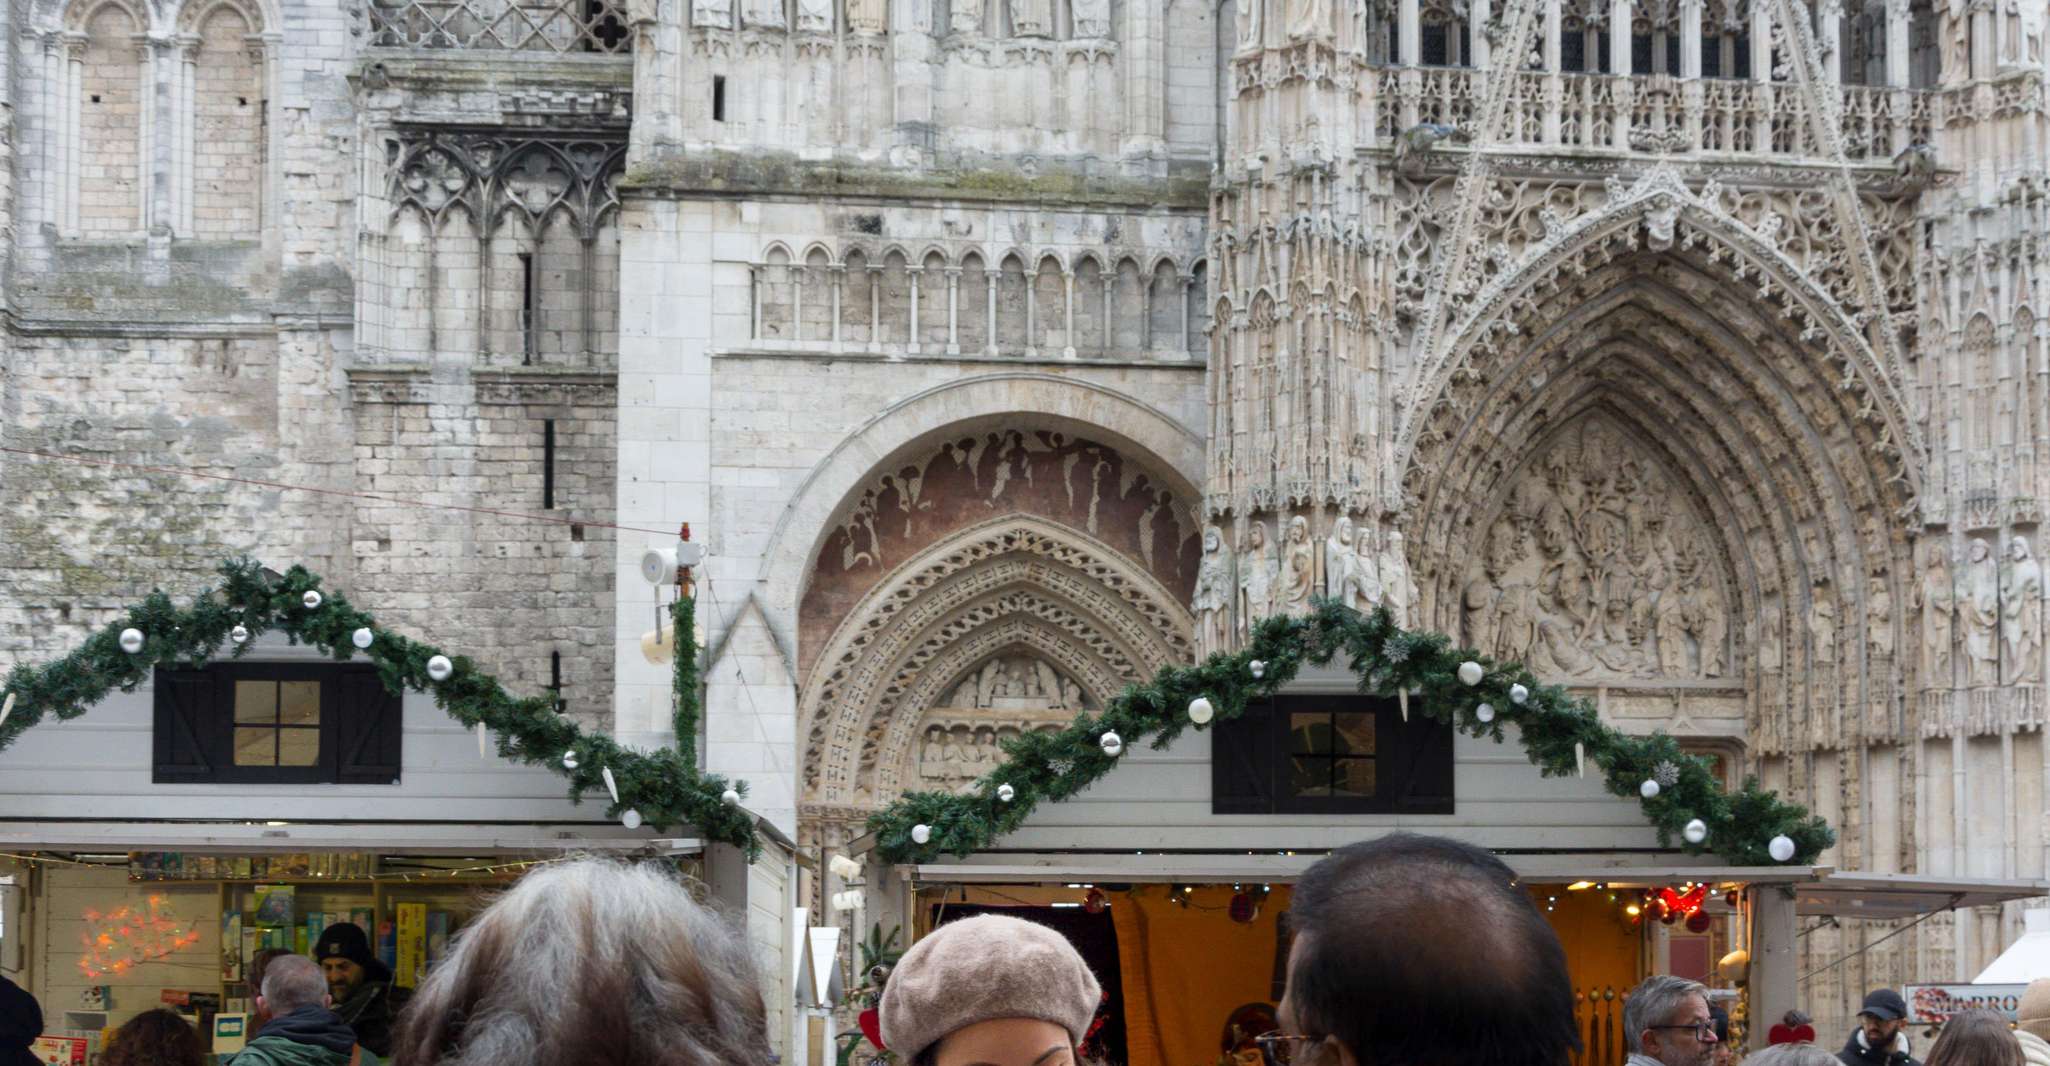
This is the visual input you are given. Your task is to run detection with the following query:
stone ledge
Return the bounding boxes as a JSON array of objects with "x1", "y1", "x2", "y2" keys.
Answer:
[
  {"x1": 622, "y1": 149, "x2": 1212, "y2": 210},
  {"x1": 711, "y1": 346, "x2": 1208, "y2": 371},
  {"x1": 348, "y1": 364, "x2": 619, "y2": 406}
]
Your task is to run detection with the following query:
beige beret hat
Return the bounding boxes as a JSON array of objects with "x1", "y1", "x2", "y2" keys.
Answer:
[
  {"x1": 2020, "y1": 978, "x2": 2050, "y2": 1041},
  {"x1": 879, "y1": 914, "x2": 1103, "y2": 1063}
]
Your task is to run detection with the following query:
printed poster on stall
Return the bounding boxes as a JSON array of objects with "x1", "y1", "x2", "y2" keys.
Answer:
[
  {"x1": 1906, "y1": 984, "x2": 2027, "y2": 1023},
  {"x1": 30, "y1": 1035, "x2": 88, "y2": 1065}
]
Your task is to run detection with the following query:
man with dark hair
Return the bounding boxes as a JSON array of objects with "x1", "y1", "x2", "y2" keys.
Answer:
[
  {"x1": 1267, "y1": 833, "x2": 1581, "y2": 1066},
  {"x1": 1838, "y1": 989, "x2": 1920, "y2": 1066},
  {"x1": 313, "y1": 923, "x2": 398, "y2": 1057}
]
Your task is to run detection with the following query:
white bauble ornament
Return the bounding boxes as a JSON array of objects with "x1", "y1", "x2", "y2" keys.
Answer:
[
  {"x1": 1640, "y1": 778, "x2": 1661, "y2": 799},
  {"x1": 352, "y1": 627, "x2": 374, "y2": 650},
  {"x1": 119, "y1": 628, "x2": 145, "y2": 654},
  {"x1": 1188, "y1": 697, "x2": 1215, "y2": 725},
  {"x1": 996, "y1": 783, "x2": 1016, "y2": 803},
  {"x1": 1683, "y1": 819, "x2": 1708, "y2": 845},
  {"x1": 230, "y1": 625, "x2": 250, "y2": 645},
  {"x1": 1475, "y1": 702, "x2": 1496, "y2": 723},
  {"x1": 302, "y1": 590, "x2": 323, "y2": 609},
  {"x1": 1768, "y1": 834, "x2": 1797, "y2": 862},
  {"x1": 721, "y1": 788, "x2": 742, "y2": 806},
  {"x1": 910, "y1": 824, "x2": 932, "y2": 845},
  {"x1": 1458, "y1": 661, "x2": 1484, "y2": 686},
  {"x1": 1099, "y1": 731, "x2": 1124, "y2": 757},
  {"x1": 561, "y1": 750, "x2": 579, "y2": 770},
  {"x1": 1249, "y1": 660, "x2": 1266, "y2": 679},
  {"x1": 621, "y1": 808, "x2": 643, "y2": 829},
  {"x1": 1509, "y1": 683, "x2": 1530, "y2": 705},
  {"x1": 426, "y1": 655, "x2": 454, "y2": 681}
]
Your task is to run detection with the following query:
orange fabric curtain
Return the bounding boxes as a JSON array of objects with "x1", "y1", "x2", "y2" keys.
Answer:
[{"x1": 1110, "y1": 886, "x2": 1295, "y2": 1066}]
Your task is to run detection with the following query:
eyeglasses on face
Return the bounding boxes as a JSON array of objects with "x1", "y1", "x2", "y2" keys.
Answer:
[
  {"x1": 1253, "y1": 1031, "x2": 1319, "y2": 1066},
  {"x1": 1648, "y1": 1023, "x2": 1721, "y2": 1043}
]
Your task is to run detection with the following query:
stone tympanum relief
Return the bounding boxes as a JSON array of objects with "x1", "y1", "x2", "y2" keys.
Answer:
[
  {"x1": 1459, "y1": 419, "x2": 1731, "y2": 681},
  {"x1": 911, "y1": 655, "x2": 1084, "y2": 793}
]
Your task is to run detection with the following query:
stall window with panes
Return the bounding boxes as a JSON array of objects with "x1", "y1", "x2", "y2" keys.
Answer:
[
  {"x1": 153, "y1": 663, "x2": 401, "y2": 784},
  {"x1": 1212, "y1": 693, "x2": 1454, "y2": 815}
]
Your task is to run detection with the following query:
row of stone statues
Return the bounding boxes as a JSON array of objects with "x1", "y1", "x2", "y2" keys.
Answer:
[
  {"x1": 693, "y1": 0, "x2": 882, "y2": 33},
  {"x1": 952, "y1": 0, "x2": 1109, "y2": 37},
  {"x1": 1916, "y1": 535, "x2": 2043, "y2": 688},
  {"x1": 690, "y1": 0, "x2": 1112, "y2": 36},
  {"x1": 1191, "y1": 515, "x2": 1416, "y2": 654}
]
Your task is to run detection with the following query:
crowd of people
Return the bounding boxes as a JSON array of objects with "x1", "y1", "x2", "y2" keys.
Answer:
[{"x1": 1, "y1": 833, "x2": 2047, "y2": 1066}]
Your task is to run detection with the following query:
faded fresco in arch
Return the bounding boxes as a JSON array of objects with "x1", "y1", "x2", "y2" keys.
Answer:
[{"x1": 800, "y1": 429, "x2": 1200, "y2": 676}]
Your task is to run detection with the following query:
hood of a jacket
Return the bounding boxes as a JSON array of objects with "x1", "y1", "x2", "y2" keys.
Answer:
[
  {"x1": 253, "y1": 1005, "x2": 359, "y2": 1057},
  {"x1": 1842, "y1": 1029, "x2": 1914, "y2": 1062}
]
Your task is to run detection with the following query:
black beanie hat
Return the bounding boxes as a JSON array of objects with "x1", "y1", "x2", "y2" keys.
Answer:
[{"x1": 314, "y1": 922, "x2": 377, "y2": 970}]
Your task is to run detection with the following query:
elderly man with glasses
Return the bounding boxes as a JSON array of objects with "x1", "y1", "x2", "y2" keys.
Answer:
[{"x1": 1625, "y1": 976, "x2": 1722, "y2": 1066}]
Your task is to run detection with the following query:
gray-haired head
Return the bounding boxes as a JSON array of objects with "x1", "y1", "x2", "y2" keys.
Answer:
[
  {"x1": 1624, "y1": 975, "x2": 1709, "y2": 1054},
  {"x1": 260, "y1": 954, "x2": 328, "y2": 1014},
  {"x1": 390, "y1": 857, "x2": 773, "y2": 1066},
  {"x1": 1745, "y1": 1044, "x2": 1842, "y2": 1066}
]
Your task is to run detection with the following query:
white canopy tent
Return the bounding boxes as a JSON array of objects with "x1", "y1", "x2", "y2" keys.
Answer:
[{"x1": 1976, "y1": 908, "x2": 2050, "y2": 984}]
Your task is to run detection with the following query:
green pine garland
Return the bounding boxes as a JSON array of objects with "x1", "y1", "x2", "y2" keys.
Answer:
[
  {"x1": 869, "y1": 599, "x2": 1834, "y2": 868},
  {"x1": 0, "y1": 559, "x2": 761, "y2": 859}
]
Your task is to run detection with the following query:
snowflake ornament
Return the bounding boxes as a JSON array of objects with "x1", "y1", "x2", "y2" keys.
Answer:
[{"x1": 1653, "y1": 760, "x2": 1681, "y2": 789}]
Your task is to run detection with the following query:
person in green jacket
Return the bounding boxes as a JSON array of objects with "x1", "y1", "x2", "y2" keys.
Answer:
[{"x1": 232, "y1": 955, "x2": 378, "y2": 1066}]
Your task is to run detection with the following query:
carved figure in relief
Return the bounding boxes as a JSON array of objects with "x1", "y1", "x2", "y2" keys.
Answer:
[
  {"x1": 693, "y1": 0, "x2": 733, "y2": 27},
  {"x1": 1071, "y1": 0, "x2": 1110, "y2": 36},
  {"x1": 1913, "y1": 541, "x2": 1957, "y2": 686},
  {"x1": 1942, "y1": 0, "x2": 1971, "y2": 82},
  {"x1": 745, "y1": 0, "x2": 786, "y2": 27},
  {"x1": 795, "y1": 0, "x2": 832, "y2": 30},
  {"x1": 1324, "y1": 517, "x2": 1355, "y2": 600},
  {"x1": 1810, "y1": 585, "x2": 1838, "y2": 664},
  {"x1": 1235, "y1": 0, "x2": 1262, "y2": 52},
  {"x1": 1239, "y1": 521, "x2": 1280, "y2": 636},
  {"x1": 1867, "y1": 574, "x2": 1895, "y2": 663},
  {"x1": 949, "y1": 0, "x2": 983, "y2": 32},
  {"x1": 1009, "y1": 0, "x2": 1048, "y2": 36},
  {"x1": 2002, "y1": 537, "x2": 2043, "y2": 684},
  {"x1": 1759, "y1": 603, "x2": 1783, "y2": 672},
  {"x1": 1963, "y1": 536, "x2": 2001, "y2": 686},
  {"x1": 1282, "y1": 515, "x2": 1316, "y2": 615},
  {"x1": 1286, "y1": 0, "x2": 1330, "y2": 38},
  {"x1": 1379, "y1": 531, "x2": 1417, "y2": 627},
  {"x1": 1342, "y1": 534, "x2": 1382, "y2": 612},
  {"x1": 1193, "y1": 526, "x2": 1236, "y2": 655},
  {"x1": 847, "y1": 0, "x2": 885, "y2": 32},
  {"x1": 1463, "y1": 563, "x2": 1501, "y2": 658}
]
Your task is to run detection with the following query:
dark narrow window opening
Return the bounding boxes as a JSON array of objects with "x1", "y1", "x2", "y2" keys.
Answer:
[
  {"x1": 543, "y1": 418, "x2": 557, "y2": 510},
  {"x1": 1734, "y1": 33, "x2": 1752, "y2": 78},
  {"x1": 549, "y1": 650, "x2": 566, "y2": 713},
  {"x1": 712, "y1": 76, "x2": 727, "y2": 122},
  {"x1": 1597, "y1": 31, "x2": 1612, "y2": 72},
  {"x1": 1665, "y1": 35, "x2": 1681, "y2": 75},
  {"x1": 1631, "y1": 32, "x2": 1653, "y2": 72},
  {"x1": 1701, "y1": 36, "x2": 1723, "y2": 77},
  {"x1": 1420, "y1": 22, "x2": 1449, "y2": 65},
  {"x1": 1562, "y1": 31, "x2": 1588, "y2": 71},
  {"x1": 519, "y1": 251, "x2": 537, "y2": 365}
]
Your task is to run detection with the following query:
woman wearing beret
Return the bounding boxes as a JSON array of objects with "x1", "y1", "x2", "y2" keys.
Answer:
[{"x1": 880, "y1": 914, "x2": 1102, "y2": 1066}]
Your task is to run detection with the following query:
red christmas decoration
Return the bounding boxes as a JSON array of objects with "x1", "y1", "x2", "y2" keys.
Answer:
[
  {"x1": 1685, "y1": 910, "x2": 1713, "y2": 934},
  {"x1": 1229, "y1": 891, "x2": 1259, "y2": 924},
  {"x1": 858, "y1": 1007, "x2": 886, "y2": 1050},
  {"x1": 1084, "y1": 888, "x2": 1108, "y2": 915},
  {"x1": 1767, "y1": 1022, "x2": 1817, "y2": 1046},
  {"x1": 1656, "y1": 884, "x2": 1710, "y2": 918}
]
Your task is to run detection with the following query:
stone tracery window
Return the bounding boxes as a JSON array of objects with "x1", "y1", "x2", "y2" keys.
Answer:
[{"x1": 365, "y1": 0, "x2": 631, "y2": 52}]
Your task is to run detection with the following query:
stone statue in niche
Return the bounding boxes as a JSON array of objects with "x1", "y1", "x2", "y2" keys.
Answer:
[
  {"x1": 1942, "y1": 0, "x2": 1971, "y2": 82},
  {"x1": 949, "y1": 0, "x2": 984, "y2": 33},
  {"x1": 1379, "y1": 531, "x2": 1416, "y2": 628},
  {"x1": 1286, "y1": 0, "x2": 1329, "y2": 37},
  {"x1": 848, "y1": 0, "x2": 886, "y2": 32},
  {"x1": 795, "y1": 0, "x2": 833, "y2": 30},
  {"x1": 1193, "y1": 526, "x2": 1236, "y2": 656},
  {"x1": 745, "y1": 0, "x2": 786, "y2": 27},
  {"x1": 1341, "y1": 532, "x2": 1382, "y2": 613},
  {"x1": 1324, "y1": 516, "x2": 1355, "y2": 600},
  {"x1": 1071, "y1": 0, "x2": 1110, "y2": 37},
  {"x1": 2002, "y1": 536, "x2": 2043, "y2": 684},
  {"x1": 1281, "y1": 515, "x2": 1316, "y2": 615},
  {"x1": 1963, "y1": 536, "x2": 2001, "y2": 686},
  {"x1": 1759, "y1": 602, "x2": 1783, "y2": 672},
  {"x1": 693, "y1": 0, "x2": 734, "y2": 27},
  {"x1": 1239, "y1": 520, "x2": 1279, "y2": 637},
  {"x1": 1809, "y1": 584, "x2": 1837, "y2": 664},
  {"x1": 1235, "y1": 0, "x2": 1262, "y2": 52},
  {"x1": 1009, "y1": 0, "x2": 1049, "y2": 36},
  {"x1": 1914, "y1": 541, "x2": 1956, "y2": 686},
  {"x1": 1867, "y1": 572, "x2": 1894, "y2": 664}
]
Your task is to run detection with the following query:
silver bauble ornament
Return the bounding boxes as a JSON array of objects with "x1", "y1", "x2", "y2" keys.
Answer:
[
  {"x1": 1683, "y1": 819, "x2": 1708, "y2": 845},
  {"x1": 119, "y1": 628, "x2": 145, "y2": 654},
  {"x1": 230, "y1": 625, "x2": 250, "y2": 645},
  {"x1": 302, "y1": 590, "x2": 323, "y2": 609},
  {"x1": 996, "y1": 783, "x2": 1016, "y2": 802},
  {"x1": 1475, "y1": 702, "x2": 1496, "y2": 723},
  {"x1": 1768, "y1": 834, "x2": 1797, "y2": 862},
  {"x1": 1509, "y1": 683, "x2": 1530, "y2": 704},
  {"x1": 562, "y1": 750, "x2": 579, "y2": 770},
  {"x1": 1458, "y1": 661, "x2": 1484, "y2": 686},
  {"x1": 1249, "y1": 660, "x2": 1266, "y2": 679},
  {"x1": 721, "y1": 788, "x2": 742, "y2": 806},
  {"x1": 621, "y1": 808, "x2": 643, "y2": 829},
  {"x1": 1100, "y1": 731, "x2": 1124, "y2": 757},
  {"x1": 1188, "y1": 697, "x2": 1215, "y2": 725},
  {"x1": 352, "y1": 627, "x2": 374, "y2": 650},
  {"x1": 1639, "y1": 778, "x2": 1661, "y2": 799},
  {"x1": 910, "y1": 824, "x2": 932, "y2": 845},
  {"x1": 426, "y1": 655, "x2": 454, "y2": 681}
]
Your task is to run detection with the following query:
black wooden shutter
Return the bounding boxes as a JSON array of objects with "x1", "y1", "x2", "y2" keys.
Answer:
[
  {"x1": 334, "y1": 667, "x2": 403, "y2": 784},
  {"x1": 152, "y1": 667, "x2": 216, "y2": 782},
  {"x1": 1389, "y1": 708, "x2": 1456, "y2": 814},
  {"x1": 1211, "y1": 696, "x2": 1276, "y2": 814}
]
